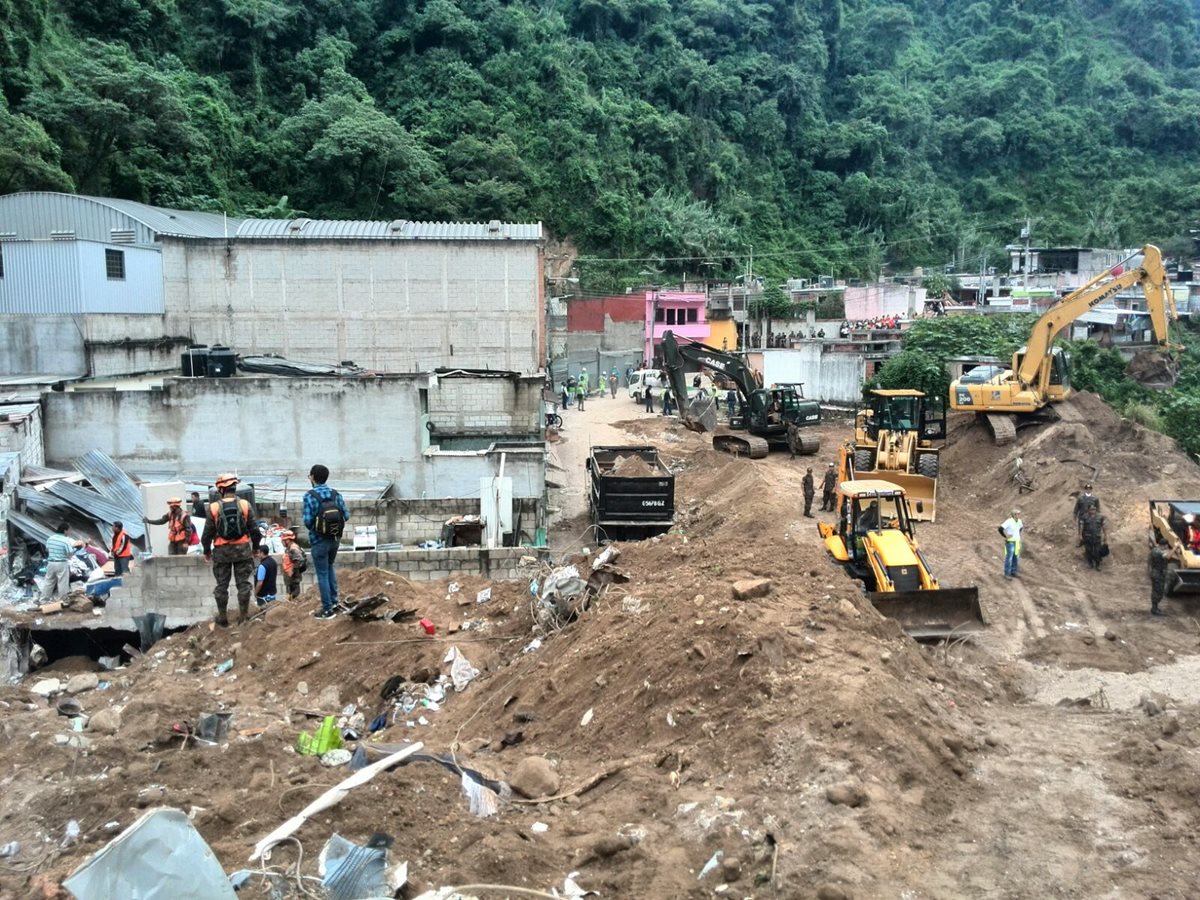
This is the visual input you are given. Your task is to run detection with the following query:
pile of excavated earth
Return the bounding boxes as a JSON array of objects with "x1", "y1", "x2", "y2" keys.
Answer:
[{"x1": 2, "y1": 392, "x2": 1200, "y2": 899}]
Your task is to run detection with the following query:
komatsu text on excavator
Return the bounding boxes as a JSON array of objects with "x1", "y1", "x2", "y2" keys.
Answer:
[{"x1": 949, "y1": 244, "x2": 1179, "y2": 444}]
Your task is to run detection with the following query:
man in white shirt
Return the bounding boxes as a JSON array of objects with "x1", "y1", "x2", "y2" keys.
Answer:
[
  {"x1": 42, "y1": 522, "x2": 83, "y2": 603},
  {"x1": 1000, "y1": 509, "x2": 1024, "y2": 578}
]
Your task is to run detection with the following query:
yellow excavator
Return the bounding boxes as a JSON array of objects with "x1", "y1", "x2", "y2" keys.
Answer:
[
  {"x1": 818, "y1": 479, "x2": 984, "y2": 641},
  {"x1": 949, "y1": 244, "x2": 1179, "y2": 444},
  {"x1": 849, "y1": 389, "x2": 944, "y2": 522}
]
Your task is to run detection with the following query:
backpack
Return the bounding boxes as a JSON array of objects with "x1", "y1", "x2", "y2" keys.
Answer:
[
  {"x1": 214, "y1": 498, "x2": 249, "y2": 540},
  {"x1": 291, "y1": 545, "x2": 309, "y2": 575},
  {"x1": 313, "y1": 490, "x2": 346, "y2": 540}
]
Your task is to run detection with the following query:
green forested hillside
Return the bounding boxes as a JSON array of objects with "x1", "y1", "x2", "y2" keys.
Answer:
[{"x1": 2, "y1": 0, "x2": 1199, "y2": 278}]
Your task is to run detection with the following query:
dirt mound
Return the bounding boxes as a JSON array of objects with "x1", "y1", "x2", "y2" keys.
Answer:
[
  {"x1": 940, "y1": 391, "x2": 1200, "y2": 551},
  {"x1": 609, "y1": 454, "x2": 657, "y2": 477}
]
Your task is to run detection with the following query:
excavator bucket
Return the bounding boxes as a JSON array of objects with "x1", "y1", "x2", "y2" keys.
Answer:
[
  {"x1": 867, "y1": 587, "x2": 984, "y2": 642},
  {"x1": 684, "y1": 392, "x2": 718, "y2": 433},
  {"x1": 868, "y1": 472, "x2": 937, "y2": 522},
  {"x1": 1125, "y1": 349, "x2": 1178, "y2": 390}
]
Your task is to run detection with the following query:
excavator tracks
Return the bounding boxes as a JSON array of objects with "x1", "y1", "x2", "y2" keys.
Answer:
[
  {"x1": 984, "y1": 414, "x2": 1017, "y2": 445},
  {"x1": 713, "y1": 434, "x2": 770, "y2": 459}
]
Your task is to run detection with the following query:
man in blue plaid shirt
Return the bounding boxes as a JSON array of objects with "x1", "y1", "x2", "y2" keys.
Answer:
[{"x1": 303, "y1": 463, "x2": 350, "y2": 619}]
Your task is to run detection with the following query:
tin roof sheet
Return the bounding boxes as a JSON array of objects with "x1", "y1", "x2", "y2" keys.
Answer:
[
  {"x1": 74, "y1": 450, "x2": 146, "y2": 516},
  {"x1": 234, "y1": 218, "x2": 542, "y2": 241}
]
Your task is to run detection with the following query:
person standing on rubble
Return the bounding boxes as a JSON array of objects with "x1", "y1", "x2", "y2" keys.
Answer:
[
  {"x1": 1148, "y1": 534, "x2": 1177, "y2": 617},
  {"x1": 1080, "y1": 505, "x2": 1108, "y2": 570},
  {"x1": 1073, "y1": 484, "x2": 1100, "y2": 539},
  {"x1": 609, "y1": 369, "x2": 619, "y2": 398},
  {"x1": 820, "y1": 462, "x2": 838, "y2": 511},
  {"x1": 1000, "y1": 509, "x2": 1024, "y2": 578},
  {"x1": 802, "y1": 467, "x2": 815, "y2": 518},
  {"x1": 41, "y1": 522, "x2": 83, "y2": 604},
  {"x1": 144, "y1": 497, "x2": 194, "y2": 555},
  {"x1": 190, "y1": 491, "x2": 205, "y2": 519},
  {"x1": 110, "y1": 521, "x2": 134, "y2": 576},
  {"x1": 644, "y1": 382, "x2": 655, "y2": 413},
  {"x1": 304, "y1": 464, "x2": 350, "y2": 620},
  {"x1": 201, "y1": 474, "x2": 260, "y2": 627},
  {"x1": 280, "y1": 529, "x2": 307, "y2": 601}
]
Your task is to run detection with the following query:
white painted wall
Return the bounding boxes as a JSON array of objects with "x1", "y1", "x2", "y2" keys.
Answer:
[{"x1": 747, "y1": 347, "x2": 867, "y2": 404}]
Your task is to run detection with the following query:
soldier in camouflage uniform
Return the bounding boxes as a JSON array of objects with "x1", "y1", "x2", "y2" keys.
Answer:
[
  {"x1": 1149, "y1": 534, "x2": 1177, "y2": 617},
  {"x1": 1080, "y1": 505, "x2": 1107, "y2": 570},
  {"x1": 201, "y1": 473, "x2": 261, "y2": 626}
]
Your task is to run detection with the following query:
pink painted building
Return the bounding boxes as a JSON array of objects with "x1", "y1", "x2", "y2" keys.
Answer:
[{"x1": 644, "y1": 290, "x2": 708, "y2": 366}]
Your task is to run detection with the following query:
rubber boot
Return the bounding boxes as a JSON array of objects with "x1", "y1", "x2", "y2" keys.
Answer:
[
  {"x1": 237, "y1": 599, "x2": 250, "y2": 625},
  {"x1": 215, "y1": 606, "x2": 229, "y2": 627}
]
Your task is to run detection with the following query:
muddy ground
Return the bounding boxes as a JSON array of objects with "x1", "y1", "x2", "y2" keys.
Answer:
[{"x1": 2, "y1": 392, "x2": 1200, "y2": 899}]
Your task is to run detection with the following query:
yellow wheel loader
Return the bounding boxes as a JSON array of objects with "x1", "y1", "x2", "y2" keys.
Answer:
[
  {"x1": 1149, "y1": 500, "x2": 1200, "y2": 596},
  {"x1": 818, "y1": 479, "x2": 984, "y2": 641},
  {"x1": 850, "y1": 389, "x2": 944, "y2": 521}
]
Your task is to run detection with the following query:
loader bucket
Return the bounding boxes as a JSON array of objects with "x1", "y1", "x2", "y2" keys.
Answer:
[
  {"x1": 868, "y1": 472, "x2": 938, "y2": 522},
  {"x1": 1168, "y1": 567, "x2": 1200, "y2": 596},
  {"x1": 867, "y1": 587, "x2": 984, "y2": 642},
  {"x1": 684, "y1": 392, "x2": 718, "y2": 433}
]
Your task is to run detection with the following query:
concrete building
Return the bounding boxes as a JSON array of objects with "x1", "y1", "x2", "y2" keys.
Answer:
[
  {"x1": 38, "y1": 370, "x2": 546, "y2": 546},
  {"x1": 0, "y1": 192, "x2": 544, "y2": 378}
]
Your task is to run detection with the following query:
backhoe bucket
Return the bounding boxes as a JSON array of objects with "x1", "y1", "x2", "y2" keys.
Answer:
[
  {"x1": 867, "y1": 587, "x2": 984, "y2": 642},
  {"x1": 867, "y1": 472, "x2": 938, "y2": 522},
  {"x1": 684, "y1": 392, "x2": 718, "y2": 433}
]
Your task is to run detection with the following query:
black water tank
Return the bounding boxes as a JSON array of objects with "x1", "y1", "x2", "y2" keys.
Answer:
[
  {"x1": 181, "y1": 345, "x2": 209, "y2": 377},
  {"x1": 207, "y1": 345, "x2": 236, "y2": 378}
]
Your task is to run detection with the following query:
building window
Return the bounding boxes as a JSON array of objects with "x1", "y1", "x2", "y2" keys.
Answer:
[
  {"x1": 655, "y1": 307, "x2": 665, "y2": 323},
  {"x1": 0, "y1": 244, "x2": 4, "y2": 278},
  {"x1": 666, "y1": 308, "x2": 677, "y2": 325},
  {"x1": 105, "y1": 248, "x2": 126, "y2": 280},
  {"x1": 686, "y1": 308, "x2": 698, "y2": 323}
]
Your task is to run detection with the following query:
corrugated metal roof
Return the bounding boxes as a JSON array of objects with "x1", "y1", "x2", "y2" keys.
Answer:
[
  {"x1": 46, "y1": 481, "x2": 146, "y2": 539},
  {"x1": 0, "y1": 192, "x2": 238, "y2": 241},
  {"x1": 7, "y1": 509, "x2": 53, "y2": 545},
  {"x1": 234, "y1": 218, "x2": 542, "y2": 241},
  {"x1": 74, "y1": 450, "x2": 145, "y2": 517}
]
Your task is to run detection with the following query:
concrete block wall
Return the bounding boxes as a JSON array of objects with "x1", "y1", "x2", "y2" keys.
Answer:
[
  {"x1": 277, "y1": 497, "x2": 542, "y2": 546},
  {"x1": 0, "y1": 405, "x2": 44, "y2": 470},
  {"x1": 97, "y1": 546, "x2": 548, "y2": 627},
  {"x1": 162, "y1": 240, "x2": 543, "y2": 374},
  {"x1": 43, "y1": 374, "x2": 547, "y2": 505},
  {"x1": 428, "y1": 376, "x2": 540, "y2": 434}
]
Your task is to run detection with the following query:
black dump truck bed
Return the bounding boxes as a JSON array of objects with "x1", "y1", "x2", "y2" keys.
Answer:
[{"x1": 587, "y1": 445, "x2": 674, "y2": 539}]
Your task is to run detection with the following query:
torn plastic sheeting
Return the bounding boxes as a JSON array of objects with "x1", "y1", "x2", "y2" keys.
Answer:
[
  {"x1": 251, "y1": 742, "x2": 424, "y2": 862},
  {"x1": 443, "y1": 646, "x2": 479, "y2": 692},
  {"x1": 540, "y1": 566, "x2": 586, "y2": 602},
  {"x1": 318, "y1": 833, "x2": 389, "y2": 900},
  {"x1": 73, "y1": 449, "x2": 146, "y2": 517},
  {"x1": 357, "y1": 744, "x2": 506, "y2": 796},
  {"x1": 63, "y1": 807, "x2": 236, "y2": 900}
]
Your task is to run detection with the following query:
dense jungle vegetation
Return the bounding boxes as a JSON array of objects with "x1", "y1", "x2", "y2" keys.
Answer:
[{"x1": 2, "y1": 0, "x2": 1199, "y2": 284}]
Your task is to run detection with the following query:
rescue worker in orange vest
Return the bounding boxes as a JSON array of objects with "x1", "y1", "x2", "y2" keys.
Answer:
[
  {"x1": 145, "y1": 498, "x2": 194, "y2": 555},
  {"x1": 110, "y1": 521, "x2": 135, "y2": 576},
  {"x1": 200, "y1": 474, "x2": 261, "y2": 626}
]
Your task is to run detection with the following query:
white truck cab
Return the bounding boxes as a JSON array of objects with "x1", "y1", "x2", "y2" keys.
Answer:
[{"x1": 627, "y1": 369, "x2": 665, "y2": 403}]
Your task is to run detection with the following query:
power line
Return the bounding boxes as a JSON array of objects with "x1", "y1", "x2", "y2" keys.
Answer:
[{"x1": 564, "y1": 219, "x2": 1024, "y2": 265}]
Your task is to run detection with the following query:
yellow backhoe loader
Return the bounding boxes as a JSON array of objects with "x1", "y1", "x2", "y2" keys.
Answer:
[
  {"x1": 950, "y1": 244, "x2": 1179, "y2": 444},
  {"x1": 1149, "y1": 499, "x2": 1200, "y2": 596},
  {"x1": 849, "y1": 389, "x2": 944, "y2": 521},
  {"x1": 818, "y1": 479, "x2": 984, "y2": 640}
]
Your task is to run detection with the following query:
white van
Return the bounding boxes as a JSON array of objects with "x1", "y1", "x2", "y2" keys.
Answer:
[{"x1": 627, "y1": 369, "x2": 665, "y2": 404}]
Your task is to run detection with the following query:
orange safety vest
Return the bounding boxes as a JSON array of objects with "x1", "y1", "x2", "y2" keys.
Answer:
[
  {"x1": 209, "y1": 498, "x2": 253, "y2": 546},
  {"x1": 112, "y1": 530, "x2": 133, "y2": 558},
  {"x1": 167, "y1": 509, "x2": 191, "y2": 544}
]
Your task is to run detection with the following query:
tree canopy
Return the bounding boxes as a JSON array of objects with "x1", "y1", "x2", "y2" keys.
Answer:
[{"x1": 1, "y1": 0, "x2": 1199, "y2": 286}]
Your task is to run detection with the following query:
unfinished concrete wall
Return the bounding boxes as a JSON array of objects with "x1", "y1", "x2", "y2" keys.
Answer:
[
  {"x1": 42, "y1": 374, "x2": 546, "y2": 503},
  {"x1": 0, "y1": 403, "x2": 45, "y2": 471},
  {"x1": 0, "y1": 315, "x2": 186, "y2": 378},
  {"x1": 748, "y1": 347, "x2": 867, "y2": 404},
  {"x1": 97, "y1": 547, "x2": 547, "y2": 628},
  {"x1": 161, "y1": 239, "x2": 543, "y2": 373}
]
